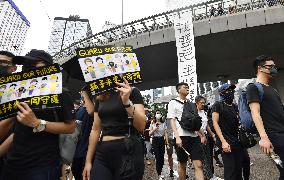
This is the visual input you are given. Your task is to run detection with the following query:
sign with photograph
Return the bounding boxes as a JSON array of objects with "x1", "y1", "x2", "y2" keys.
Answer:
[
  {"x1": 76, "y1": 46, "x2": 142, "y2": 95},
  {"x1": 0, "y1": 64, "x2": 62, "y2": 120}
]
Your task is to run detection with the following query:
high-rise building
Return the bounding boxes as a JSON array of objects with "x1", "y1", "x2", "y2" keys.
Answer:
[
  {"x1": 0, "y1": 0, "x2": 30, "y2": 55},
  {"x1": 48, "y1": 15, "x2": 92, "y2": 56}
]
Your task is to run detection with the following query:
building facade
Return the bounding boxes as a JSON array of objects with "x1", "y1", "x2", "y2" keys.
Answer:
[
  {"x1": 0, "y1": 0, "x2": 30, "y2": 55},
  {"x1": 48, "y1": 15, "x2": 92, "y2": 56}
]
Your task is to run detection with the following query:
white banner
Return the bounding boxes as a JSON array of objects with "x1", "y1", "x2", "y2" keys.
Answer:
[{"x1": 174, "y1": 11, "x2": 197, "y2": 102}]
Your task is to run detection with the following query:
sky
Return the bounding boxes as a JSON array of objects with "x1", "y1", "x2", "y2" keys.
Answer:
[{"x1": 13, "y1": 0, "x2": 170, "y2": 55}]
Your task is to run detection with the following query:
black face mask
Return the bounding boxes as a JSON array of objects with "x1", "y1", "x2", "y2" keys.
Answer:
[
  {"x1": 221, "y1": 92, "x2": 234, "y2": 104},
  {"x1": 269, "y1": 67, "x2": 278, "y2": 77},
  {"x1": 0, "y1": 65, "x2": 10, "y2": 76}
]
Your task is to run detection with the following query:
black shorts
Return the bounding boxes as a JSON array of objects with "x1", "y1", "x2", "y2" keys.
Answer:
[{"x1": 175, "y1": 136, "x2": 202, "y2": 163}]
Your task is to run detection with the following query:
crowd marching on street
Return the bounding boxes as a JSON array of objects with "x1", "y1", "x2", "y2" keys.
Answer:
[{"x1": 0, "y1": 49, "x2": 283, "y2": 180}]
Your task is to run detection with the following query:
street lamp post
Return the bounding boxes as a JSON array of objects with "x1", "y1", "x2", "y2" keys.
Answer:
[{"x1": 121, "y1": 0, "x2": 124, "y2": 36}]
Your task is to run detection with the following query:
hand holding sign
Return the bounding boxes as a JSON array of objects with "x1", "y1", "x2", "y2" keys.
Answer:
[
  {"x1": 115, "y1": 78, "x2": 132, "y2": 105},
  {"x1": 16, "y1": 102, "x2": 40, "y2": 128}
]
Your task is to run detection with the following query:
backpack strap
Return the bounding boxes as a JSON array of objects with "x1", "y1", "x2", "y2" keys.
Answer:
[
  {"x1": 171, "y1": 98, "x2": 185, "y2": 105},
  {"x1": 170, "y1": 98, "x2": 185, "y2": 123},
  {"x1": 254, "y1": 82, "x2": 264, "y2": 102}
]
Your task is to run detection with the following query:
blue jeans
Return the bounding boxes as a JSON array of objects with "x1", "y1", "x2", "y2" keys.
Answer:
[{"x1": 1, "y1": 163, "x2": 60, "y2": 180}]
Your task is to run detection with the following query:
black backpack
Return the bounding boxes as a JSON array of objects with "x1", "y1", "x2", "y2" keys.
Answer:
[{"x1": 172, "y1": 99, "x2": 202, "y2": 131}]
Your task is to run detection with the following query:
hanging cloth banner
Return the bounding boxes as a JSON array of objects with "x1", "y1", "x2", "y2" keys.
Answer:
[
  {"x1": 0, "y1": 64, "x2": 62, "y2": 120},
  {"x1": 76, "y1": 46, "x2": 142, "y2": 95},
  {"x1": 174, "y1": 11, "x2": 197, "y2": 102}
]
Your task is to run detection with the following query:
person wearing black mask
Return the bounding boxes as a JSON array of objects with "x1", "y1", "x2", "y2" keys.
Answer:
[
  {"x1": 247, "y1": 55, "x2": 284, "y2": 179},
  {"x1": 0, "y1": 51, "x2": 17, "y2": 177},
  {"x1": 212, "y1": 83, "x2": 249, "y2": 180},
  {"x1": 1, "y1": 49, "x2": 76, "y2": 180}
]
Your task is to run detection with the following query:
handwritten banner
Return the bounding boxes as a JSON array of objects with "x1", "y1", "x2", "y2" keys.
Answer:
[
  {"x1": 174, "y1": 12, "x2": 197, "y2": 102},
  {"x1": 0, "y1": 64, "x2": 62, "y2": 120},
  {"x1": 76, "y1": 46, "x2": 142, "y2": 95}
]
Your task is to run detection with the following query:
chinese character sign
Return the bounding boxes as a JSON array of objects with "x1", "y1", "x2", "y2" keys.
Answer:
[
  {"x1": 0, "y1": 64, "x2": 62, "y2": 120},
  {"x1": 174, "y1": 11, "x2": 197, "y2": 102},
  {"x1": 76, "y1": 46, "x2": 142, "y2": 95}
]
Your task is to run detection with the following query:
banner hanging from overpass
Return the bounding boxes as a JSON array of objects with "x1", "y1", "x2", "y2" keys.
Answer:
[{"x1": 174, "y1": 11, "x2": 197, "y2": 102}]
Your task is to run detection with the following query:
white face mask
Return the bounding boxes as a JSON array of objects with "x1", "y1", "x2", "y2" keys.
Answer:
[{"x1": 155, "y1": 114, "x2": 162, "y2": 120}]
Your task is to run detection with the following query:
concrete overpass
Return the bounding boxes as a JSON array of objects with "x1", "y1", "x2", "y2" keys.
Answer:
[{"x1": 54, "y1": 0, "x2": 284, "y2": 99}]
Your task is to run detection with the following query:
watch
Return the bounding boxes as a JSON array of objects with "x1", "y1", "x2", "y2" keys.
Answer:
[
  {"x1": 123, "y1": 100, "x2": 133, "y2": 108},
  {"x1": 33, "y1": 120, "x2": 47, "y2": 133}
]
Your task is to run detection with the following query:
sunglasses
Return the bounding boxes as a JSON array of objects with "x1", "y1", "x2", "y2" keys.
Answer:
[{"x1": 262, "y1": 64, "x2": 278, "y2": 70}]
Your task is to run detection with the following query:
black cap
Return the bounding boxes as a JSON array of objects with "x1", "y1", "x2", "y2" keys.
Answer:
[
  {"x1": 12, "y1": 49, "x2": 53, "y2": 65},
  {"x1": 218, "y1": 83, "x2": 236, "y2": 94}
]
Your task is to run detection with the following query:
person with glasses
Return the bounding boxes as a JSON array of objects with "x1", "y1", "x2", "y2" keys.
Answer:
[
  {"x1": 0, "y1": 51, "x2": 17, "y2": 178},
  {"x1": 167, "y1": 82, "x2": 205, "y2": 180},
  {"x1": 212, "y1": 83, "x2": 249, "y2": 180},
  {"x1": 247, "y1": 55, "x2": 284, "y2": 180}
]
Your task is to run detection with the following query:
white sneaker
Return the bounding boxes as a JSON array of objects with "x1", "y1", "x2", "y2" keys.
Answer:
[{"x1": 159, "y1": 175, "x2": 165, "y2": 179}]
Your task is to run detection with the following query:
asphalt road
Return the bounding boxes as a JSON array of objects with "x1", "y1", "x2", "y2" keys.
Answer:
[{"x1": 143, "y1": 145, "x2": 280, "y2": 180}]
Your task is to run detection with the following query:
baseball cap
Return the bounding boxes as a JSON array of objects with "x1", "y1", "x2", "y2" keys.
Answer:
[
  {"x1": 12, "y1": 49, "x2": 53, "y2": 65},
  {"x1": 218, "y1": 83, "x2": 236, "y2": 94}
]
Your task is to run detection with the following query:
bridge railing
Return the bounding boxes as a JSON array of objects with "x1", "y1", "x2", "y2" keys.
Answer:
[{"x1": 53, "y1": 0, "x2": 283, "y2": 63}]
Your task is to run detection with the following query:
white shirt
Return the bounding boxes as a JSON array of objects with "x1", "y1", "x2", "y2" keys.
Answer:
[
  {"x1": 150, "y1": 122, "x2": 166, "y2": 137},
  {"x1": 198, "y1": 109, "x2": 208, "y2": 134},
  {"x1": 167, "y1": 97, "x2": 198, "y2": 137}
]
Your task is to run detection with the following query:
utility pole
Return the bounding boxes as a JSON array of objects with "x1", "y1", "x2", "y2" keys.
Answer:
[{"x1": 121, "y1": 0, "x2": 124, "y2": 36}]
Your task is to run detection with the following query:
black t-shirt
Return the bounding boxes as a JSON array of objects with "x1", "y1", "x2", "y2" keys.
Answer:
[
  {"x1": 94, "y1": 88, "x2": 144, "y2": 136},
  {"x1": 4, "y1": 91, "x2": 75, "y2": 173},
  {"x1": 74, "y1": 106, "x2": 93, "y2": 159},
  {"x1": 246, "y1": 83, "x2": 284, "y2": 134},
  {"x1": 212, "y1": 101, "x2": 240, "y2": 147},
  {"x1": 144, "y1": 120, "x2": 151, "y2": 141}
]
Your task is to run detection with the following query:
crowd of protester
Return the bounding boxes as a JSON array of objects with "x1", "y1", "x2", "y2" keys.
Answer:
[{"x1": 0, "y1": 48, "x2": 283, "y2": 180}]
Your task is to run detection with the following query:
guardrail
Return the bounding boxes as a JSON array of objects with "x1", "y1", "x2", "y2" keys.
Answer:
[{"x1": 53, "y1": 0, "x2": 283, "y2": 63}]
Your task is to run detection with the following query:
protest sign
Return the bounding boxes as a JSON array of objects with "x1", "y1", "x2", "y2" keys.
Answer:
[
  {"x1": 76, "y1": 46, "x2": 142, "y2": 95},
  {"x1": 0, "y1": 64, "x2": 62, "y2": 120}
]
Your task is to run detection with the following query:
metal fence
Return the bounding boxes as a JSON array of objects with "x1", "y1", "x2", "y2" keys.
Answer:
[{"x1": 53, "y1": 0, "x2": 283, "y2": 63}]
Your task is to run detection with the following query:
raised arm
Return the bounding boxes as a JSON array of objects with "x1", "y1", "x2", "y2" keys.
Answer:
[{"x1": 16, "y1": 102, "x2": 76, "y2": 134}]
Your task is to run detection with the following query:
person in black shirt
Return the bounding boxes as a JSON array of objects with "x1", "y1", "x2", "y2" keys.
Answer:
[
  {"x1": 0, "y1": 51, "x2": 17, "y2": 178},
  {"x1": 247, "y1": 55, "x2": 284, "y2": 179},
  {"x1": 82, "y1": 80, "x2": 146, "y2": 180},
  {"x1": 1, "y1": 49, "x2": 76, "y2": 180},
  {"x1": 71, "y1": 87, "x2": 94, "y2": 180},
  {"x1": 212, "y1": 83, "x2": 249, "y2": 180},
  {"x1": 144, "y1": 112, "x2": 152, "y2": 165}
]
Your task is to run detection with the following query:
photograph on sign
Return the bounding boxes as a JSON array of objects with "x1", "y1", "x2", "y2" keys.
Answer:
[{"x1": 77, "y1": 46, "x2": 142, "y2": 95}]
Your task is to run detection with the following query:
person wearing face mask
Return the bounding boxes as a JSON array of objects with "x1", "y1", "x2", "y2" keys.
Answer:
[
  {"x1": 149, "y1": 110, "x2": 167, "y2": 179},
  {"x1": 247, "y1": 55, "x2": 284, "y2": 180},
  {"x1": 1, "y1": 49, "x2": 76, "y2": 180},
  {"x1": 212, "y1": 83, "x2": 248, "y2": 180},
  {"x1": 0, "y1": 51, "x2": 17, "y2": 177}
]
